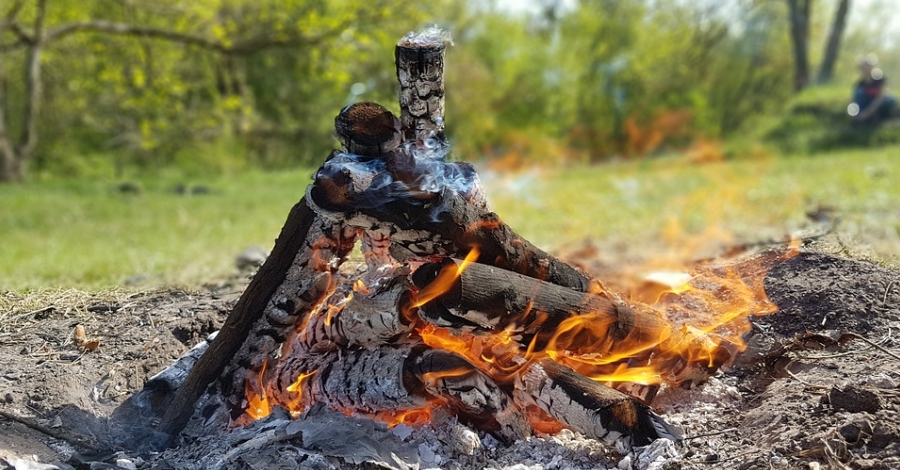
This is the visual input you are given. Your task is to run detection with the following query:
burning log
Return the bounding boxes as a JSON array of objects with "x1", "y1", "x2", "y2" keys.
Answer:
[
  {"x1": 409, "y1": 349, "x2": 532, "y2": 444},
  {"x1": 156, "y1": 199, "x2": 323, "y2": 439},
  {"x1": 514, "y1": 359, "x2": 680, "y2": 446},
  {"x1": 411, "y1": 257, "x2": 670, "y2": 350},
  {"x1": 267, "y1": 344, "x2": 531, "y2": 444}
]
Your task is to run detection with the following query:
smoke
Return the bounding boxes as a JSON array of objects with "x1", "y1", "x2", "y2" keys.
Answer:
[
  {"x1": 309, "y1": 135, "x2": 480, "y2": 220},
  {"x1": 399, "y1": 26, "x2": 453, "y2": 47}
]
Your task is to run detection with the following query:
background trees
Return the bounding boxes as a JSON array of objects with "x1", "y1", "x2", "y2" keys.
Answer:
[{"x1": 0, "y1": 0, "x2": 892, "y2": 182}]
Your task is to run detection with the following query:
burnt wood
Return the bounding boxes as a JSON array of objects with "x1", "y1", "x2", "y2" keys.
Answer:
[
  {"x1": 515, "y1": 359, "x2": 681, "y2": 446},
  {"x1": 334, "y1": 102, "x2": 402, "y2": 157},
  {"x1": 412, "y1": 257, "x2": 669, "y2": 350},
  {"x1": 157, "y1": 198, "x2": 317, "y2": 443},
  {"x1": 309, "y1": 164, "x2": 592, "y2": 291},
  {"x1": 396, "y1": 28, "x2": 446, "y2": 142},
  {"x1": 409, "y1": 349, "x2": 532, "y2": 444}
]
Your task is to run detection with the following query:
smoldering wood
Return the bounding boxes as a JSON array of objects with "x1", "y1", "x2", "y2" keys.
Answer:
[
  {"x1": 222, "y1": 216, "x2": 357, "y2": 415},
  {"x1": 413, "y1": 257, "x2": 669, "y2": 349},
  {"x1": 156, "y1": 199, "x2": 320, "y2": 442},
  {"x1": 514, "y1": 359, "x2": 681, "y2": 448},
  {"x1": 138, "y1": 331, "x2": 218, "y2": 415},
  {"x1": 409, "y1": 349, "x2": 532, "y2": 444},
  {"x1": 270, "y1": 346, "x2": 426, "y2": 414},
  {"x1": 297, "y1": 278, "x2": 415, "y2": 349},
  {"x1": 308, "y1": 158, "x2": 591, "y2": 291},
  {"x1": 212, "y1": 405, "x2": 419, "y2": 470},
  {"x1": 334, "y1": 102, "x2": 401, "y2": 157},
  {"x1": 395, "y1": 28, "x2": 447, "y2": 142}
]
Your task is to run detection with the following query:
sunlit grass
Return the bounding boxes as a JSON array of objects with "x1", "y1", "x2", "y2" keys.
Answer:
[
  {"x1": 2, "y1": 146, "x2": 899, "y2": 292},
  {"x1": 484, "y1": 146, "x2": 900, "y2": 267},
  {"x1": 0, "y1": 170, "x2": 315, "y2": 291}
]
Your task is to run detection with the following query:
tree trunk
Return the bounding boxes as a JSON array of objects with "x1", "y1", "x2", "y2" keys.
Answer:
[
  {"x1": 786, "y1": 0, "x2": 812, "y2": 91},
  {"x1": 19, "y1": 0, "x2": 45, "y2": 158},
  {"x1": 817, "y1": 0, "x2": 850, "y2": 84},
  {"x1": 0, "y1": 0, "x2": 45, "y2": 182},
  {"x1": 0, "y1": 53, "x2": 23, "y2": 182}
]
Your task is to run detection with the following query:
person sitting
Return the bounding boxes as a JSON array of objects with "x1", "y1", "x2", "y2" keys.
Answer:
[{"x1": 849, "y1": 54, "x2": 897, "y2": 125}]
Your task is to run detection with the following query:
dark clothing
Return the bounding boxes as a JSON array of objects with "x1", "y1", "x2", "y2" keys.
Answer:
[{"x1": 853, "y1": 77, "x2": 897, "y2": 122}]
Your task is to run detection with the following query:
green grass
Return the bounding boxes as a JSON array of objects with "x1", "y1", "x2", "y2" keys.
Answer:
[
  {"x1": 487, "y1": 147, "x2": 900, "y2": 266},
  {"x1": 0, "y1": 170, "x2": 316, "y2": 291},
  {"x1": 2, "y1": 146, "x2": 899, "y2": 291}
]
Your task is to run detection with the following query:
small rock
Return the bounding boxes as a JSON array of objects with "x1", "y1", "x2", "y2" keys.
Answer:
[
  {"x1": 808, "y1": 462, "x2": 821, "y2": 470},
  {"x1": 863, "y1": 373, "x2": 897, "y2": 389},
  {"x1": 235, "y1": 246, "x2": 269, "y2": 272},
  {"x1": 115, "y1": 458, "x2": 137, "y2": 470},
  {"x1": 827, "y1": 385, "x2": 883, "y2": 413},
  {"x1": 4, "y1": 393, "x2": 13, "y2": 403}
]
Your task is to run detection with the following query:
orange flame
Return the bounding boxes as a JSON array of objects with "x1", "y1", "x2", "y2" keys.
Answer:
[
  {"x1": 412, "y1": 247, "x2": 480, "y2": 308},
  {"x1": 284, "y1": 370, "x2": 317, "y2": 413},
  {"x1": 239, "y1": 225, "x2": 795, "y2": 433},
  {"x1": 244, "y1": 359, "x2": 271, "y2": 421},
  {"x1": 353, "y1": 279, "x2": 370, "y2": 295},
  {"x1": 374, "y1": 407, "x2": 436, "y2": 428}
]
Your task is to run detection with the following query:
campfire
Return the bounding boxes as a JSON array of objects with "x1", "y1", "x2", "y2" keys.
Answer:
[{"x1": 145, "y1": 27, "x2": 795, "y2": 458}]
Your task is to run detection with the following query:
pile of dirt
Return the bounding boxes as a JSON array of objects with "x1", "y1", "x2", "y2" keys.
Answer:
[{"x1": 1, "y1": 251, "x2": 898, "y2": 469}]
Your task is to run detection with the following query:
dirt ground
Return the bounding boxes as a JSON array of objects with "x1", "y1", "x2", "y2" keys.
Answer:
[{"x1": 1, "y1": 248, "x2": 898, "y2": 469}]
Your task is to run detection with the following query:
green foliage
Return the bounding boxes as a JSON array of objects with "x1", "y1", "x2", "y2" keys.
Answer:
[{"x1": 1, "y1": 0, "x2": 898, "y2": 177}]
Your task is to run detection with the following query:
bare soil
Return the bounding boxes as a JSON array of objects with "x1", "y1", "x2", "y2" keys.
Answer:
[{"x1": 1, "y1": 250, "x2": 899, "y2": 469}]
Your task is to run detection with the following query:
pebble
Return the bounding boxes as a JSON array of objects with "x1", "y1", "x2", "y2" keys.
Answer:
[
  {"x1": 116, "y1": 458, "x2": 137, "y2": 470},
  {"x1": 863, "y1": 373, "x2": 897, "y2": 389}
]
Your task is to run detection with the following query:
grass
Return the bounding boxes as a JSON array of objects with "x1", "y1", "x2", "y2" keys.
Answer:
[
  {"x1": 0, "y1": 170, "x2": 316, "y2": 291},
  {"x1": 2, "y1": 146, "x2": 899, "y2": 292}
]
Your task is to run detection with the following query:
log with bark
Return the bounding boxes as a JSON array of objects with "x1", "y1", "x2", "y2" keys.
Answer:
[{"x1": 151, "y1": 27, "x2": 697, "y2": 452}]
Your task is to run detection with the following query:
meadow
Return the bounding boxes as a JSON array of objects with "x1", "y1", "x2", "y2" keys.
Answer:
[{"x1": 2, "y1": 145, "x2": 899, "y2": 292}]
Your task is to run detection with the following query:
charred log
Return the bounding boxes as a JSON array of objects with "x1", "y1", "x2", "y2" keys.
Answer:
[
  {"x1": 409, "y1": 349, "x2": 532, "y2": 444},
  {"x1": 157, "y1": 199, "x2": 320, "y2": 441},
  {"x1": 297, "y1": 278, "x2": 415, "y2": 349},
  {"x1": 334, "y1": 102, "x2": 402, "y2": 157},
  {"x1": 514, "y1": 359, "x2": 681, "y2": 447},
  {"x1": 269, "y1": 344, "x2": 531, "y2": 445},
  {"x1": 412, "y1": 258, "x2": 670, "y2": 350},
  {"x1": 396, "y1": 27, "x2": 447, "y2": 143},
  {"x1": 221, "y1": 216, "x2": 356, "y2": 417},
  {"x1": 308, "y1": 156, "x2": 591, "y2": 291}
]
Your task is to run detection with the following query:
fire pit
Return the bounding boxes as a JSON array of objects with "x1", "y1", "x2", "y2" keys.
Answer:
[{"x1": 3, "y1": 27, "x2": 899, "y2": 470}]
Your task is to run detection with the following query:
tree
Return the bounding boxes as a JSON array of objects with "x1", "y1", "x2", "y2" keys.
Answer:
[
  {"x1": 817, "y1": 0, "x2": 850, "y2": 83},
  {"x1": 0, "y1": 0, "x2": 409, "y2": 182},
  {"x1": 786, "y1": 0, "x2": 812, "y2": 91},
  {"x1": 784, "y1": 0, "x2": 854, "y2": 91}
]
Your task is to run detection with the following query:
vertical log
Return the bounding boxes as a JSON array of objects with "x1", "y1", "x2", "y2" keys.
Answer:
[
  {"x1": 156, "y1": 199, "x2": 318, "y2": 444},
  {"x1": 396, "y1": 27, "x2": 448, "y2": 143}
]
